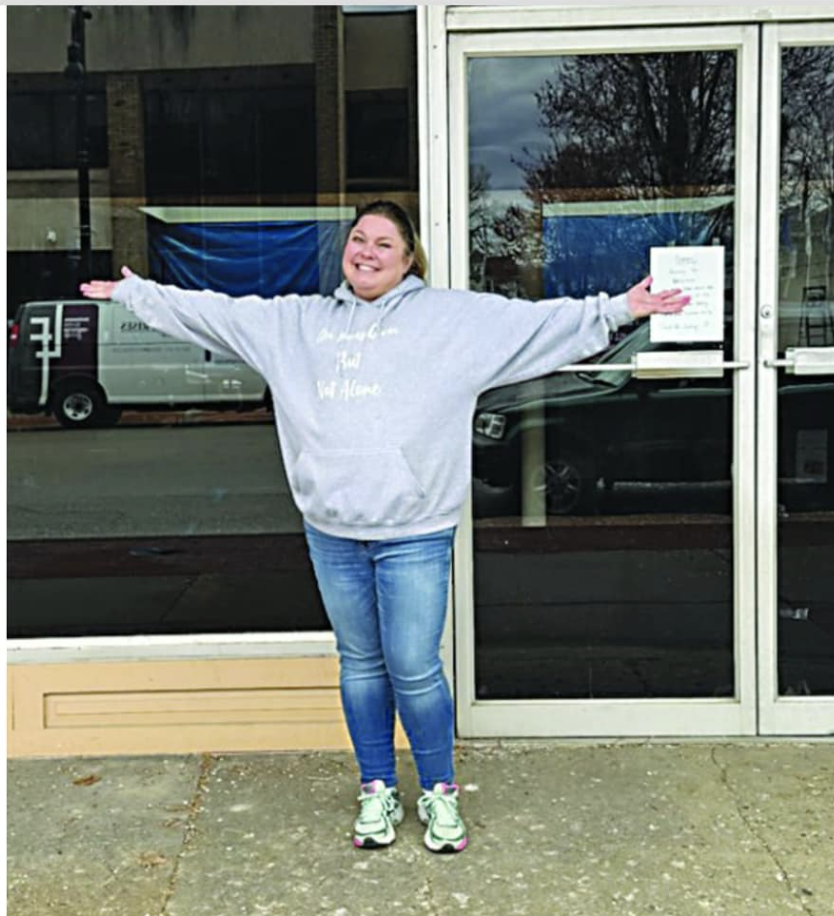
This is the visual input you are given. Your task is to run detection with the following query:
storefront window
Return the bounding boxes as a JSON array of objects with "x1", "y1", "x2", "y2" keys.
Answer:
[
  {"x1": 468, "y1": 49, "x2": 738, "y2": 699},
  {"x1": 7, "y1": 5, "x2": 418, "y2": 638},
  {"x1": 776, "y1": 44, "x2": 834, "y2": 696}
]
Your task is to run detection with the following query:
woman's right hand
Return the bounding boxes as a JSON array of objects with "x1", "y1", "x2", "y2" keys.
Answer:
[{"x1": 80, "y1": 265, "x2": 134, "y2": 299}]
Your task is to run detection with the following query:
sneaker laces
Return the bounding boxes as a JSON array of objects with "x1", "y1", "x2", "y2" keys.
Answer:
[
  {"x1": 423, "y1": 786, "x2": 460, "y2": 828},
  {"x1": 357, "y1": 784, "x2": 395, "y2": 823}
]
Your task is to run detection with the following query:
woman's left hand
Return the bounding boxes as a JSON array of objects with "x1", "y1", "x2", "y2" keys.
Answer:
[{"x1": 627, "y1": 276, "x2": 690, "y2": 319}]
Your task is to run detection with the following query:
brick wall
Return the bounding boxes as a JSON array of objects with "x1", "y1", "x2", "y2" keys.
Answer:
[
  {"x1": 313, "y1": 6, "x2": 346, "y2": 203},
  {"x1": 106, "y1": 73, "x2": 149, "y2": 274}
]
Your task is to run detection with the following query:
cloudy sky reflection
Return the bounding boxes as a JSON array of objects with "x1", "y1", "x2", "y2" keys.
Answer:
[{"x1": 468, "y1": 56, "x2": 567, "y2": 190}]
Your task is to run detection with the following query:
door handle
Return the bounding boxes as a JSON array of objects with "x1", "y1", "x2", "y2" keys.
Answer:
[
  {"x1": 553, "y1": 351, "x2": 749, "y2": 379},
  {"x1": 764, "y1": 347, "x2": 834, "y2": 375},
  {"x1": 633, "y1": 351, "x2": 748, "y2": 379}
]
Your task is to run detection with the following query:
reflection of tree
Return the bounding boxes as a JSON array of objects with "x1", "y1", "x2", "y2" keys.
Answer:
[
  {"x1": 470, "y1": 51, "x2": 740, "y2": 297},
  {"x1": 780, "y1": 47, "x2": 834, "y2": 299},
  {"x1": 469, "y1": 163, "x2": 492, "y2": 288},
  {"x1": 519, "y1": 52, "x2": 735, "y2": 202},
  {"x1": 492, "y1": 203, "x2": 542, "y2": 287},
  {"x1": 521, "y1": 52, "x2": 738, "y2": 296},
  {"x1": 468, "y1": 167, "x2": 541, "y2": 296}
]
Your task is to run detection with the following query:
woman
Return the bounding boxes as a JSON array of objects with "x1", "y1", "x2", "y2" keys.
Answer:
[{"x1": 81, "y1": 200, "x2": 688, "y2": 854}]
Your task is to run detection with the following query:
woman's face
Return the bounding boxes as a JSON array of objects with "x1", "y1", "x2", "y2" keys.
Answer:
[{"x1": 342, "y1": 214, "x2": 414, "y2": 301}]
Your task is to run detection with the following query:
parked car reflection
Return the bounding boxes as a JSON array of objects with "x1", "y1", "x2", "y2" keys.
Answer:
[{"x1": 473, "y1": 323, "x2": 834, "y2": 517}]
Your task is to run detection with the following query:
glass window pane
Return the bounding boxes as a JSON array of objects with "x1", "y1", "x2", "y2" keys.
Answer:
[
  {"x1": 468, "y1": 50, "x2": 737, "y2": 699},
  {"x1": 776, "y1": 45, "x2": 834, "y2": 696},
  {"x1": 7, "y1": 6, "x2": 418, "y2": 639}
]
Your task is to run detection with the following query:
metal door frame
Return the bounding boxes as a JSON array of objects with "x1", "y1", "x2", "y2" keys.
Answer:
[
  {"x1": 757, "y1": 21, "x2": 834, "y2": 736},
  {"x1": 433, "y1": 20, "x2": 761, "y2": 737}
]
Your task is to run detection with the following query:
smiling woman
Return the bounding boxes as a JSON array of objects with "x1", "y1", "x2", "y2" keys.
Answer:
[
  {"x1": 341, "y1": 200, "x2": 428, "y2": 301},
  {"x1": 342, "y1": 215, "x2": 416, "y2": 300},
  {"x1": 78, "y1": 190, "x2": 686, "y2": 851}
]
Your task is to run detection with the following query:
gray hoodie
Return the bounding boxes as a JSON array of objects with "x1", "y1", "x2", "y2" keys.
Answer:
[{"x1": 112, "y1": 273, "x2": 633, "y2": 539}]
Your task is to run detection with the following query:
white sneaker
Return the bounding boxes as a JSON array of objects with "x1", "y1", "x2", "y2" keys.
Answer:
[
  {"x1": 353, "y1": 779, "x2": 404, "y2": 848},
  {"x1": 417, "y1": 782, "x2": 469, "y2": 853}
]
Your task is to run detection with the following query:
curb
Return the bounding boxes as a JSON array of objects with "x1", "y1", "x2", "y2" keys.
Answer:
[{"x1": 7, "y1": 409, "x2": 272, "y2": 432}]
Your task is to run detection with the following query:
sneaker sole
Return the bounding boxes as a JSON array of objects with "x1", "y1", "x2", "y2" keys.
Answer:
[
  {"x1": 424, "y1": 834, "x2": 469, "y2": 854},
  {"x1": 354, "y1": 834, "x2": 394, "y2": 849}
]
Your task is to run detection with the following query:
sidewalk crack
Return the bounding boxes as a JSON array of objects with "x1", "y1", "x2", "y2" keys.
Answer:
[
  {"x1": 420, "y1": 869, "x2": 442, "y2": 916},
  {"x1": 158, "y1": 753, "x2": 215, "y2": 916},
  {"x1": 710, "y1": 748, "x2": 816, "y2": 916}
]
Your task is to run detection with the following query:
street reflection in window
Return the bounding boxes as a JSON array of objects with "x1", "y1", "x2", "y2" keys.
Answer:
[{"x1": 7, "y1": 6, "x2": 418, "y2": 638}]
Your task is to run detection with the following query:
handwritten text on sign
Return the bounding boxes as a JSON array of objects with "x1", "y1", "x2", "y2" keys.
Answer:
[{"x1": 649, "y1": 246, "x2": 725, "y2": 343}]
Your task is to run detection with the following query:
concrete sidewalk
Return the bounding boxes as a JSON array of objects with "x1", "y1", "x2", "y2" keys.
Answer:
[{"x1": 7, "y1": 741, "x2": 834, "y2": 916}]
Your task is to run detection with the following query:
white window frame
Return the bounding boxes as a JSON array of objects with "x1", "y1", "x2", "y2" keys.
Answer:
[
  {"x1": 757, "y1": 21, "x2": 834, "y2": 736},
  {"x1": 439, "y1": 20, "x2": 760, "y2": 737}
]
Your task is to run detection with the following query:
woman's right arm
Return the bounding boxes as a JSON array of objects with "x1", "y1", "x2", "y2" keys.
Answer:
[{"x1": 81, "y1": 266, "x2": 289, "y2": 375}]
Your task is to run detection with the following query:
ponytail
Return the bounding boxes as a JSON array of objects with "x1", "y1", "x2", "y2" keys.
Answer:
[{"x1": 409, "y1": 236, "x2": 428, "y2": 280}]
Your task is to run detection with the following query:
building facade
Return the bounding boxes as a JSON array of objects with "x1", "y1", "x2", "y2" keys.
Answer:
[{"x1": 6, "y1": 4, "x2": 834, "y2": 756}]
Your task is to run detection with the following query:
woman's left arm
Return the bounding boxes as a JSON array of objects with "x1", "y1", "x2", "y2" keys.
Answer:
[
  {"x1": 467, "y1": 276, "x2": 688, "y2": 393},
  {"x1": 82, "y1": 266, "x2": 295, "y2": 378}
]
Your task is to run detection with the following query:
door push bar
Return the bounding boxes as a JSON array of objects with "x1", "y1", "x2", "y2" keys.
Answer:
[
  {"x1": 553, "y1": 350, "x2": 750, "y2": 379},
  {"x1": 764, "y1": 347, "x2": 834, "y2": 376}
]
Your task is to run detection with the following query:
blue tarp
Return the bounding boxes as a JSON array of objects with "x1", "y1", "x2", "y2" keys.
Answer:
[
  {"x1": 542, "y1": 204, "x2": 732, "y2": 298},
  {"x1": 148, "y1": 219, "x2": 351, "y2": 296}
]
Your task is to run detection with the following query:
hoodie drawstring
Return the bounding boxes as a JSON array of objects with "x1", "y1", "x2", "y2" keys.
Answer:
[
  {"x1": 338, "y1": 293, "x2": 359, "y2": 376},
  {"x1": 345, "y1": 293, "x2": 358, "y2": 339}
]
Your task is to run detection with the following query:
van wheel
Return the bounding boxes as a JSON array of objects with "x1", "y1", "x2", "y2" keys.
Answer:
[{"x1": 52, "y1": 381, "x2": 121, "y2": 429}]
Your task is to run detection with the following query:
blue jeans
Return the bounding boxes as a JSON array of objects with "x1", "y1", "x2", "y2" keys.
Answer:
[{"x1": 304, "y1": 522, "x2": 456, "y2": 791}]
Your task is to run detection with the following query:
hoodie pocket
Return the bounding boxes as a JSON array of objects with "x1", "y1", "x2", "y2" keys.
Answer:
[{"x1": 291, "y1": 448, "x2": 427, "y2": 527}]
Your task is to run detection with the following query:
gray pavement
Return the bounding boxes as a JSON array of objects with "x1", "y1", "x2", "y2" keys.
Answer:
[
  {"x1": 7, "y1": 424, "x2": 295, "y2": 540},
  {"x1": 7, "y1": 741, "x2": 834, "y2": 916}
]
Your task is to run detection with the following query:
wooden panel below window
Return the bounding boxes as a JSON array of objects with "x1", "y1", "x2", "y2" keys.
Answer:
[{"x1": 8, "y1": 657, "x2": 409, "y2": 758}]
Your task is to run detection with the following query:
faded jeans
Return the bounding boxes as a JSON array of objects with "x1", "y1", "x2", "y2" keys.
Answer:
[{"x1": 303, "y1": 521, "x2": 456, "y2": 791}]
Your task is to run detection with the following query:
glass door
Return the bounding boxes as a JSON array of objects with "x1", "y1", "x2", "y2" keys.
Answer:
[
  {"x1": 758, "y1": 23, "x2": 834, "y2": 735},
  {"x1": 449, "y1": 26, "x2": 760, "y2": 736}
]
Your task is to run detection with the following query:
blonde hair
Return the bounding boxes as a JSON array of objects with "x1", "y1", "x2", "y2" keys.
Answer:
[{"x1": 349, "y1": 200, "x2": 428, "y2": 280}]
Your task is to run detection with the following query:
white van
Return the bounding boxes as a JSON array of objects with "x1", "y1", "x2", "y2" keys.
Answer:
[{"x1": 7, "y1": 299, "x2": 269, "y2": 428}]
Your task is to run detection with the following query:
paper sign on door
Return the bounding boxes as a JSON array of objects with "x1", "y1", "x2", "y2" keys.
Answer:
[{"x1": 649, "y1": 245, "x2": 725, "y2": 343}]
